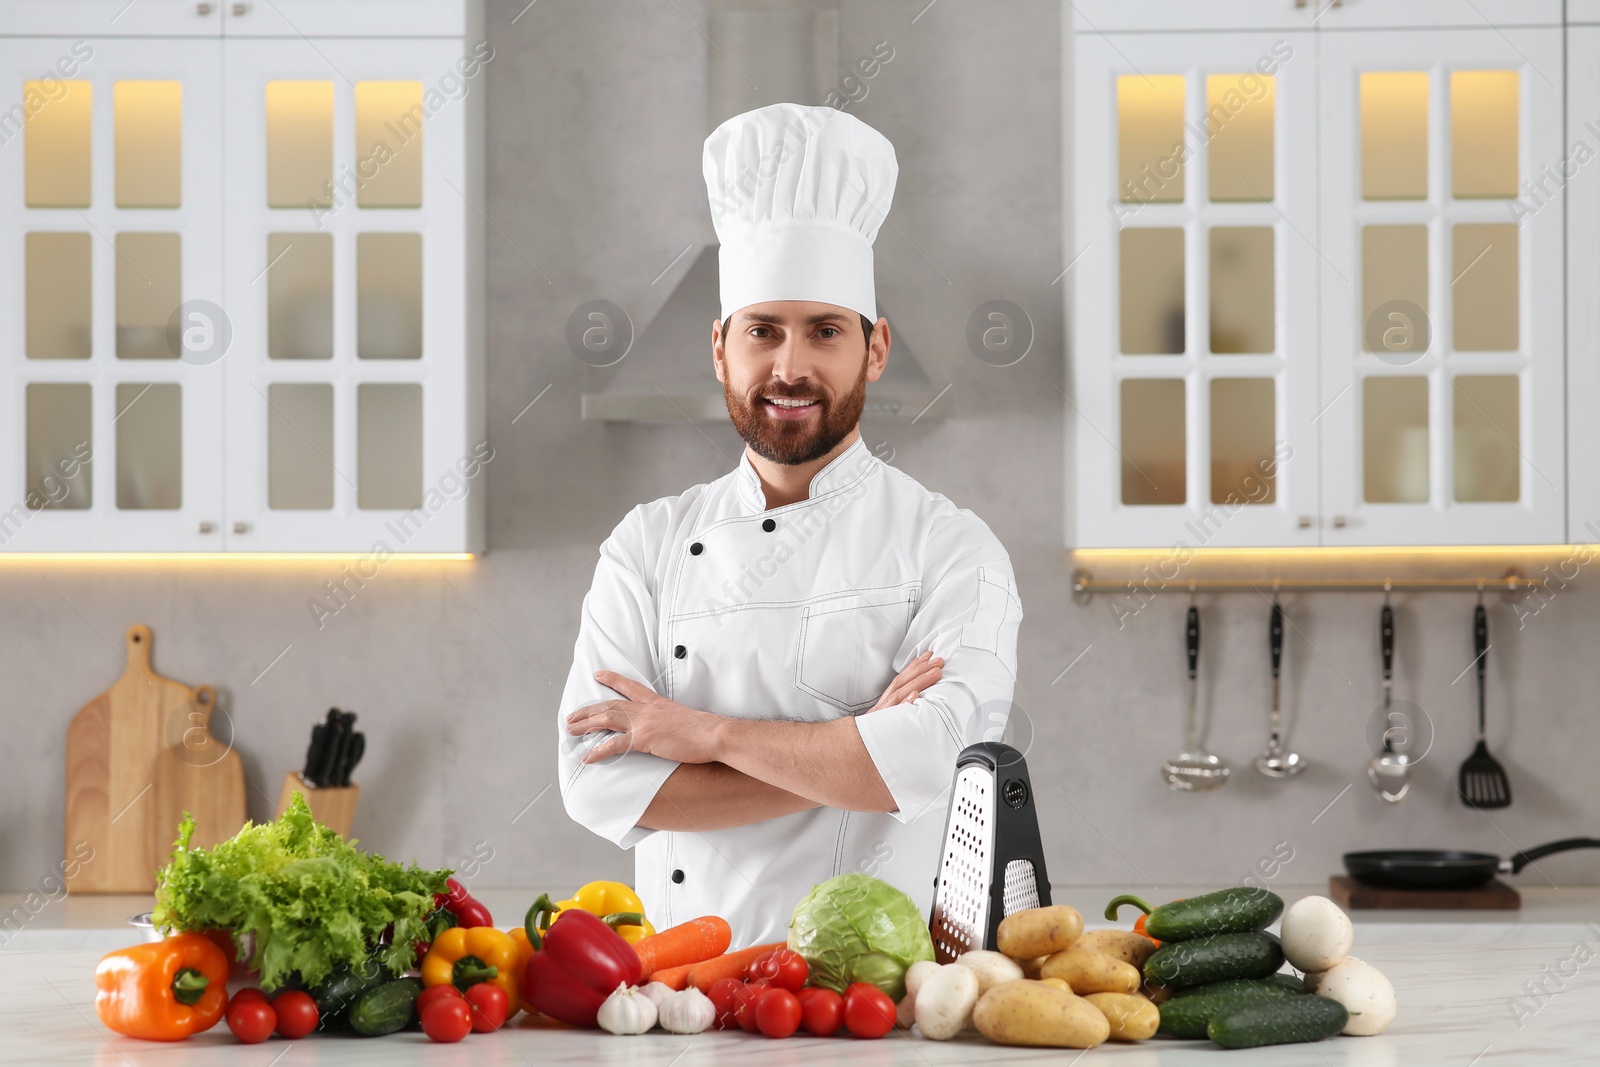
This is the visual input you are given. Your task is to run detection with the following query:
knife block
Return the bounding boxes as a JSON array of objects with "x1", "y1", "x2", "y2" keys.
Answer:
[{"x1": 275, "y1": 772, "x2": 359, "y2": 838}]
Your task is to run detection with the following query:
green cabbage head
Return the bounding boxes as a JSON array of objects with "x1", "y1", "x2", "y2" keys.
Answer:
[{"x1": 787, "y1": 873, "x2": 935, "y2": 1001}]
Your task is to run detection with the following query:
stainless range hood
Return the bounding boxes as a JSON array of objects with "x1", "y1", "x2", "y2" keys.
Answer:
[{"x1": 579, "y1": 244, "x2": 942, "y2": 424}]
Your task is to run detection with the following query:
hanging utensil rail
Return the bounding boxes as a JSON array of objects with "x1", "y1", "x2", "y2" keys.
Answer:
[{"x1": 1071, "y1": 569, "x2": 1539, "y2": 602}]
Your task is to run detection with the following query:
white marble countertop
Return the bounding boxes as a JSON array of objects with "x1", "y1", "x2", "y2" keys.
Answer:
[{"x1": 3, "y1": 939, "x2": 1597, "y2": 1065}]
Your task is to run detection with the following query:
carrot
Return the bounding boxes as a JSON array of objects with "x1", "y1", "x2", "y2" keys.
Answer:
[
  {"x1": 634, "y1": 916, "x2": 733, "y2": 977},
  {"x1": 648, "y1": 962, "x2": 697, "y2": 991},
  {"x1": 687, "y1": 941, "x2": 787, "y2": 993}
]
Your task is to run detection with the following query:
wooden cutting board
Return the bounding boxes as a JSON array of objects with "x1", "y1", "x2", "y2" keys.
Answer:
[
  {"x1": 1329, "y1": 874, "x2": 1521, "y2": 910},
  {"x1": 151, "y1": 684, "x2": 247, "y2": 861},
  {"x1": 64, "y1": 625, "x2": 245, "y2": 893}
]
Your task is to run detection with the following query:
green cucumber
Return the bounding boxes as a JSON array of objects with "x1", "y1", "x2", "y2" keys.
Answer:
[
  {"x1": 349, "y1": 977, "x2": 423, "y2": 1037},
  {"x1": 1207, "y1": 994, "x2": 1348, "y2": 1048},
  {"x1": 1168, "y1": 973, "x2": 1305, "y2": 1000},
  {"x1": 311, "y1": 962, "x2": 390, "y2": 1030},
  {"x1": 1157, "y1": 994, "x2": 1269, "y2": 1040},
  {"x1": 1144, "y1": 931, "x2": 1284, "y2": 989},
  {"x1": 1106, "y1": 887, "x2": 1283, "y2": 940}
]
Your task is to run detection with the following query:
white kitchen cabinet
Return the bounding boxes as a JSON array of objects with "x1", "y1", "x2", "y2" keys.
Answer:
[
  {"x1": 1069, "y1": 31, "x2": 1321, "y2": 549},
  {"x1": 0, "y1": 4, "x2": 485, "y2": 553},
  {"x1": 1317, "y1": 28, "x2": 1564, "y2": 546},
  {"x1": 1567, "y1": 26, "x2": 1600, "y2": 542},
  {"x1": 1067, "y1": 0, "x2": 1560, "y2": 35},
  {"x1": 1068, "y1": 15, "x2": 1566, "y2": 548}
]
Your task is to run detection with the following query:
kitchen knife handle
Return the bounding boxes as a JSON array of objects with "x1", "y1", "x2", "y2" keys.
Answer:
[
  {"x1": 1269, "y1": 602, "x2": 1283, "y2": 680},
  {"x1": 1380, "y1": 603, "x2": 1394, "y2": 683},
  {"x1": 1186, "y1": 605, "x2": 1199, "y2": 680}
]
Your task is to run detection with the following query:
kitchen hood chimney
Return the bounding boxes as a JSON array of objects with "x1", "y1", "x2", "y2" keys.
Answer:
[{"x1": 581, "y1": 1, "x2": 943, "y2": 424}]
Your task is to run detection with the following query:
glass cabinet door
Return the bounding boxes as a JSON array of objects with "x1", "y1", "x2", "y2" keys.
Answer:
[
  {"x1": 1071, "y1": 31, "x2": 1319, "y2": 548},
  {"x1": 0, "y1": 38, "x2": 224, "y2": 552},
  {"x1": 221, "y1": 36, "x2": 475, "y2": 552},
  {"x1": 1318, "y1": 28, "x2": 1564, "y2": 545}
]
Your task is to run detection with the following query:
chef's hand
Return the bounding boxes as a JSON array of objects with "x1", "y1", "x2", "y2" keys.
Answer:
[
  {"x1": 866, "y1": 651, "x2": 943, "y2": 713},
  {"x1": 568, "y1": 672, "x2": 721, "y2": 765}
]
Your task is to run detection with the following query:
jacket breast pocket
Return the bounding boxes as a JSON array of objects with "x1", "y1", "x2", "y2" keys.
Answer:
[{"x1": 795, "y1": 586, "x2": 918, "y2": 714}]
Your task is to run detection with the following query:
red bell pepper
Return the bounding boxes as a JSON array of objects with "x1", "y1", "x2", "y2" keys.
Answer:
[
  {"x1": 523, "y1": 908, "x2": 641, "y2": 1027},
  {"x1": 413, "y1": 876, "x2": 495, "y2": 964}
]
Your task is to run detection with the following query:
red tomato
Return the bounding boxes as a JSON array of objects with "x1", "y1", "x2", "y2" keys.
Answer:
[
  {"x1": 226, "y1": 997, "x2": 275, "y2": 1044},
  {"x1": 464, "y1": 983, "x2": 510, "y2": 1033},
  {"x1": 708, "y1": 977, "x2": 745, "y2": 1030},
  {"x1": 755, "y1": 988, "x2": 802, "y2": 1038},
  {"x1": 269, "y1": 990, "x2": 318, "y2": 1039},
  {"x1": 733, "y1": 983, "x2": 765, "y2": 1033},
  {"x1": 842, "y1": 983, "x2": 895, "y2": 1039},
  {"x1": 747, "y1": 949, "x2": 809, "y2": 992},
  {"x1": 230, "y1": 988, "x2": 269, "y2": 1006},
  {"x1": 797, "y1": 987, "x2": 844, "y2": 1035},
  {"x1": 417, "y1": 984, "x2": 465, "y2": 1015},
  {"x1": 421, "y1": 997, "x2": 473, "y2": 1043}
]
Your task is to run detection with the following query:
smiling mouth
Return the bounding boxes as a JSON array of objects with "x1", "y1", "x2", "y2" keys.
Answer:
[{"x1": 760, "y1": 396, "x2": 821, "y2": 413}]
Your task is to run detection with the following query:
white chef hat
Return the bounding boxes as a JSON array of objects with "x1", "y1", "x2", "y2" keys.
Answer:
[{"x1": 703, "y1": 102, "x2": 898, "y2": 324}]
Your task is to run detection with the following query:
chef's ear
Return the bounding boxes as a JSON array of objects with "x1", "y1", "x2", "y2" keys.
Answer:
[
  {"x1": 711, "y1": 318, "x2": 727, "y2": 383},
  {"x1": 865, "y1": 317, "x2": 889, "y2": 383}
]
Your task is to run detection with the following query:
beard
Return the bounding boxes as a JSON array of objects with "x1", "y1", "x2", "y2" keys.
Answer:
[{"x1": 723, "y1": 353, "x2": 868, "y2": 466}]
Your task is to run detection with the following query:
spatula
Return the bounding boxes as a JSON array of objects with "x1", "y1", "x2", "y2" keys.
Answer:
[{"x1": 1458, "y1": 602, "x2": 1511, "y2": 809}]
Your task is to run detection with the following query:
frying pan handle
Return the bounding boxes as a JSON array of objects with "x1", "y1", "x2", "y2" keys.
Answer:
[
  {"x1": 1380, "y1": 604, "x2": 1393, "y2": 683},
  {"x1": 1269, "y1": 602, "x2": 1283, "y2": 680},
  {"x1": 1186, "y1": 606, "x2": 1199, "y2": 680},
  {"x1": 1507, "y1": 838, "x2": 1600, "y2": 874}
]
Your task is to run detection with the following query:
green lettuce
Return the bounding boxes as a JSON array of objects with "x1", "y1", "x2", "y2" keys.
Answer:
[
  {"x1": 150, "y1": 792, "x2": 451, "y2": 991},
  {"x1": 787, "y1": 873, "x2": 935, "y2": 1001}
]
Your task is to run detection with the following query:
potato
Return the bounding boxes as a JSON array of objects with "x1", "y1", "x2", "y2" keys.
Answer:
[
  {"x1": 914, "y1": 964, "x2": 982, "y2": 1040},
  {"x1": 1040, "y1": 945, "x2": 1141, "y2": 995},
  {"x1": 904, "y1": 959, "x2": 941, "y2": 1001},
  {"x1": 894, "y1": 991, "x2": 916, "y2": 1030},
  {"x1": 973, "y1": 979, "x2": 1110, "y2": 1048},
  {"x1": 1281, "y1": 895, "x2": 1355, "y2": 973},
  {"x1": 1084, "y1": 992, "x2": 1160, "y2": 1041},
  {"x1": 997, "y1": 905, "x2": 1084, "y2": 959},
  {"x1": 1075, "y1": 929, "x2": 1159, "y2": 970},
  {"x1": 955, "y1": 950, "x2": 1025, "y2": 993},
  {"x1": 1039, "y1": 977, "x2": 1071, "y2": 993},
  {"x1": 1018, "y1": 955, "x2": 1049, "y2": 980},
  {"x1": 1307, "y1": 957, "x2": 1397, "y2": 1036}
]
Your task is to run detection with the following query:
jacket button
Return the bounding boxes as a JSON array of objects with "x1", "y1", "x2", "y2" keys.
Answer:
[
  {"x1": 762, "y1": 518, "x2": 776, "y2": 532},
  {"x1": 689, "y1": 541, "x2": 703, "y2": 555},
  {"x1": 671, "y1": 869, "x2": 685, "y2": 884},
  {"x1": 674, "y1": 645, "x2": 686, "y2": 659}
]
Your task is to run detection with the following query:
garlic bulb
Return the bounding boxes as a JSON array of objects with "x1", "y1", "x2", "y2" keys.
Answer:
[
  {"x1": 657, "y1": 987, "x2": 716, "y2": 1035},
  {"x1": 597, "y1": 983, "x2": 658, "y2": 1035},
  {"x1": 639, "y1": 981, "x2": 676, "y2": 1008}
]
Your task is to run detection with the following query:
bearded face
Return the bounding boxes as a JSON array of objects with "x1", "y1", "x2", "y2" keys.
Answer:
[{"x1": 722, "y1": 350, "x2": 869, "y2": 465}]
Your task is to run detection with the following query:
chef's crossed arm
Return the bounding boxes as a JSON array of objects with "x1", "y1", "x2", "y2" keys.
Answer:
[{"x1": 556, "y1": 504, "x2": 1022, "y2": 846}]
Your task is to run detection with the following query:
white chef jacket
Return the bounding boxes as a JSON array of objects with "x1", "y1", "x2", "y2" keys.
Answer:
[{"x1": 556, "y1": 435, "x2": 1022, "y2": 948}]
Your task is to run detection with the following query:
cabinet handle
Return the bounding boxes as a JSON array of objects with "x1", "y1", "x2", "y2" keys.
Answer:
[
  {"x1": 1297, "y1": 515, "x2": 1312, "y2": 529},
  {"x1": 199, "y1": 521, "x2": 216, "y2": 534},
  {"x1": 232, "y1": 1, "x2": 250, "y2": 14},
  {"x1": 233, "y1": 521, "x2": 251, "y2": 534},
  {"x1": 1295, "y1": 0, "x2": 1341, "y2": 6},
  {"x1": 196, "y1": 2, "x2": 213, "y2": 14},
  {"x1": 1332, "y1": 515, "x2": 1348, "y2": 528}
]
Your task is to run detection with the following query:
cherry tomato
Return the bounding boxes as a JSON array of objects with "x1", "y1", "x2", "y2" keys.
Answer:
[
  {"x1": 268, "y1": 990, "x2": 318, "y2": 1039},
  {"x1": 708, "y1": 977, "x2": 745, "y2": 1029},
  {"x1": 842, "y1": 983, "x2": 895, "y2": 1039},
  {"x1": 226, "y1": 997, "x2": 276, "y2": 1044},
  {"x1": 747, "y1": 949, "x2": 809, "y2": 992},
  {"x1": 417, "y1": 984, "x2": 465, "y2": 1016},
  {"x1": 797, "y1": 987, "x2": 844, "y2": 1035},
  {"x1": 755, "y1": 988, "x2": 802, "y2": 1038},
  {"x1": 733, "y1": 983, "x2": 765, "y2": 1033},
  {"x1": 421, "y1": 997, "x2": 473, "y2": 1043},
  {"x1": 464, "y1": 982, "x2": 510, "y2": 1033}
]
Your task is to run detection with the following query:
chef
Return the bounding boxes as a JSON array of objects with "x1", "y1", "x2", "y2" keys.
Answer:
[{"x1": 558, "y1": 102, "x2": 1023, "y2": 948}]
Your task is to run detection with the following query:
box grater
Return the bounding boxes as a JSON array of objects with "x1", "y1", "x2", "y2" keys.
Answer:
[{"x1": 928, "y1": 741, "x2": 1052, "y2": 963}]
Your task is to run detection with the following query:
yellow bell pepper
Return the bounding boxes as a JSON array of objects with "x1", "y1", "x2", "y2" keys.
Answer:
[
  {"x1": 421, "y1": 925, "x2": 521, "y2": 1013},
  {"x1": 536, "y1": 881, "x2": 656, "y2": 943}
]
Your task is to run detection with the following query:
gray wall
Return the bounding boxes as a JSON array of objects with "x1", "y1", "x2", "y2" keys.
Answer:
[{"x1": 6, "y1": 1, "x2": 1598, "y2": 895}]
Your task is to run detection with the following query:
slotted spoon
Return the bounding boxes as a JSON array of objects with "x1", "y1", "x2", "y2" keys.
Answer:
[
  {"x1": 1458, "y1": 602, "x2": 1511, "y2": 808},
  {"x1": 1162, "y1": 604, "x2": 1229, "y2": 791}
]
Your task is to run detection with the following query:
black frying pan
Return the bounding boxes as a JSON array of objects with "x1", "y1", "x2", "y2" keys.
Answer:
[{"x1": 1345, "y1": 837, "x2": 1600, "y2": 890}]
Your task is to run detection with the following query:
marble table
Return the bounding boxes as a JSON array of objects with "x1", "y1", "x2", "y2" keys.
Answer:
[{"x1": 3, "y1": 886, "x2": 1596, "y2": 1065}]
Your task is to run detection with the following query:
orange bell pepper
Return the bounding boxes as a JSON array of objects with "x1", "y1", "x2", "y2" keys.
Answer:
[
  {"x1": 421, "y1": 925, "x2": 521, "y2": 1014},
  {"x1": 508, "y1": 926, "x2": 539, "y2": 1015},
  {"x1": 94, "y1": 933, "x2": 229, "y2": 1041}
]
